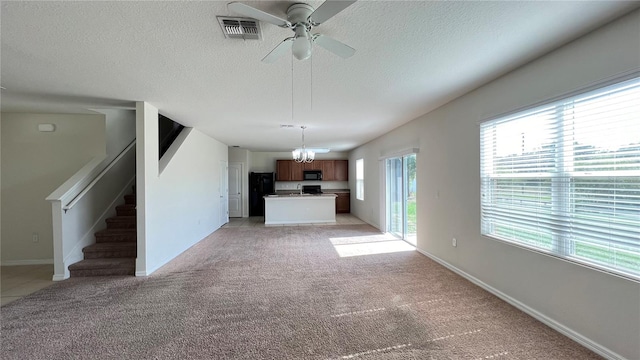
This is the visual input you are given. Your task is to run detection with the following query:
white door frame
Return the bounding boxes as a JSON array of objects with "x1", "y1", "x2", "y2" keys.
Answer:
[
  {"x1": 379, "y1": 148, "x2": 419, "y2": 241},
  {"x1": 228, "y1": 162, "x2": 243, "y2": 218},
  {"x1": 219, "y1": 160, "x2": 229, "y2": 226}
]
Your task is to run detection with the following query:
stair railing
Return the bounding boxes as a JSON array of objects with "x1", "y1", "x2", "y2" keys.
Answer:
[
  {"x1": 47, "y1": 139, "x2": 137, "y2": 281},
  {"x1": 63, "y1": 139, "x2": 136, "y2": 213}
]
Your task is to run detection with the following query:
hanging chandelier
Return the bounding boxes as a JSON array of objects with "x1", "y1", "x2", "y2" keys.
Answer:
[{"x1": 292, "y1": 126, "x2": 315, "y2": 163}]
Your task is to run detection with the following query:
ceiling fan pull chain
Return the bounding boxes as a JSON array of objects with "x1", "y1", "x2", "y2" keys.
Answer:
[
  {"x1": 311, "y1": 54, "x2": 313, "y2": 113},
  {"x1": 291, "y1": 52, "x2": 294, "y2": 124}
]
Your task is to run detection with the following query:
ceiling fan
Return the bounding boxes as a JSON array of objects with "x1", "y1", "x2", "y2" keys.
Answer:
[{"x1": 227, "y1": 1, "x2": 357, "y2": 63}]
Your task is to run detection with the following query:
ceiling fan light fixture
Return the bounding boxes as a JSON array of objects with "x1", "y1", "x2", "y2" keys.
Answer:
[
  {"x1": 228, "y1": 1, "x2": 356, "y2": 63},
  {"x1": 292, "y1": 27, "x2": 312, "y2": 60}
]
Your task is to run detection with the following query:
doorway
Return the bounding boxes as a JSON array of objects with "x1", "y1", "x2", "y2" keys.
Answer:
[{"x1": 386, "y1": 153, "x2": 416, "y2": 245}]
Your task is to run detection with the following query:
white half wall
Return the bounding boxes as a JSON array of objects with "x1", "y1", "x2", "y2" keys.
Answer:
[
  {"x1": 349, "y1": 10, "x2": 640, "y2": 360},
  {"x1": 136, "y1": 102, "x2": 228, "y2": 276},
  {"x1": 0, "y1": 113, "x2": 105, "y2": 264}
]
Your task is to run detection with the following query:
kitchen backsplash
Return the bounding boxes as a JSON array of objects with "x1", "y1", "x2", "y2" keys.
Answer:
[{"x1": 275, "y1": 181, "x2": 349, "y2": 190}]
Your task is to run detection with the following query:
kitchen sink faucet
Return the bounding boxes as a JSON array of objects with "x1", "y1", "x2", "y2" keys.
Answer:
[{"x1": 297, "y1": 183, "x2": 302, "y2": 195}]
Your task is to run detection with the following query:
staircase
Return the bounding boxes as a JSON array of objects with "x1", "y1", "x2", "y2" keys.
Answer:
[{"x1": 68, "y1": 194, "x2": 136, "y2": 277}]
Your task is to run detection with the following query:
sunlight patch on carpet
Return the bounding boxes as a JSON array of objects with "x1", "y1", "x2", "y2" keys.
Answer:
[{"x1": 331, "y1": 237, "x2": 415, "y2": 257}]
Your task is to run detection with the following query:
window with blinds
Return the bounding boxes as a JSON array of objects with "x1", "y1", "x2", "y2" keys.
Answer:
[
  {"x1": 356, "y1": 158, "x2": 364, "y2": 200},
  {"x1": 480, "y1": 76, "x2": 640, "y2": 280}
]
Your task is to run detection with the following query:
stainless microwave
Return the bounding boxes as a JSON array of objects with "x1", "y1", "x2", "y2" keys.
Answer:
[{"x1": 303, "y1": 170, "x2": 322, "y2": 181}]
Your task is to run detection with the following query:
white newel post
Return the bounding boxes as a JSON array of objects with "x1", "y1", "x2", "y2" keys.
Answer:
[{"x1": 50, "y1": 200, "x2": 68, "y2": 281}]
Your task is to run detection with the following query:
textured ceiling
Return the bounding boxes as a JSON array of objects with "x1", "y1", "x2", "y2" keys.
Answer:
[{"x1": 2, "y1": 1, "x2": 638, "y2": 152}]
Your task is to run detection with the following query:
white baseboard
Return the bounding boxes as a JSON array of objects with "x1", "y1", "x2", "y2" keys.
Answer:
[
  {"x1": 52, "y1": 274, "x2": 67, "y2": 281},
  {"x1": 415, "y1": 248, "x2": 626, "y2": 360},
  {"x1": 350, "y1": 213, "x2": 380, "y2": 230},
  {"x1": 1, "y1": 259, "x2": 54, "y2": 266}
]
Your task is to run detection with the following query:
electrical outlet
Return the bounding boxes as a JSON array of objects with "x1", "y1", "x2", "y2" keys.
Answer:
[
  {"x1": 452, "y1": 237, "x2": 457, "y2": 247},
  {"x1": 32, "y1": 232, "x2": 39, "y2": 243}
]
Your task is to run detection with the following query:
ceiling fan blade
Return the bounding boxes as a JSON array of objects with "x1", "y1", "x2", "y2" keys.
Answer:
[
  {"x1": 262, "y1": 37, "x2": 294, "y2": 64},
  {"x1": 227, "y1": 2, "x2": 292, "y2": 28},
  {"x1": 308, "y1": 0, "x2": 357, "y2": 25},
  {"x1": 313, "y1": 34, "x2": 355, "y2": 59}
]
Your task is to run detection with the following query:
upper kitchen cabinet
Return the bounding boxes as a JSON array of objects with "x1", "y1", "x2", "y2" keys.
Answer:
[
  {"x1": 322, "y1": 161, "x2": 335, "y2": 181},
  {"x1": 277, "y1": 159, "x2": 304, "y2": 181},
  {"x1": 304, "y1": 162, "x2": 321, "y2": 171},
  {"x1": 334, "y1": 160, "x2": 348, "y2": 181},
  {"x1": 291, "y1": 161, "x2": 304, "y2": 181},
  {"x1": 276, "y1": 159, "x2": 349, "y2": 181},
  {"x1": 276, "y1": 160, "x2": 292, "y2": 181}
]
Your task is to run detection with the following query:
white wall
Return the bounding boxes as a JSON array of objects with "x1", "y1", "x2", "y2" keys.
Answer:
[
  {"x1": 96, "y1": 108, "x2": 136, "y2": 161},
  {"x1": 349, "y1": 10, "x2": 640, "y2": 360},
  {"x1": 1, "y1": 113, "x2": 105, "y2": 264},
  {"x1": 136, "y1": 102, "x2": 228, "y2": 276}
]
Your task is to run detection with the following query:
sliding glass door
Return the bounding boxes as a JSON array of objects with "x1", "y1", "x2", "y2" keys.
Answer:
[{"x1": 386, "y1": 154, "x2": 417, "y2": 245}]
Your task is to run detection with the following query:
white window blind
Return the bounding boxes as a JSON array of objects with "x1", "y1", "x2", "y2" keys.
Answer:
[
  {"x1": 356, "y1": 158, "x2": 364, "y2": 200},
  {"x1": 480, "y1": 77, "x2": 640, "y2": 280}
]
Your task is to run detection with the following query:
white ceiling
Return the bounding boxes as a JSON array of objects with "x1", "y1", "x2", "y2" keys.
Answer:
[{"x1": 2, "y1": 1, "x2": 638, "y2": 152}]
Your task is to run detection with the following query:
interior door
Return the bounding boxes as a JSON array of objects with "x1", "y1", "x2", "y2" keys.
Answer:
[
  {"x1": 228, "y1": 163, "x2": 242, "y2": 218},
  {"x1": 219, "y1": 160, "x2": 229, "y2": 226}
]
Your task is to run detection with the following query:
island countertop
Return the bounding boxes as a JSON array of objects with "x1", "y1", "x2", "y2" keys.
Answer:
[
  {"x1": 263, "y1": 193, "x2": 336, "y2": 225},
  {"x1": 264, "y1": 193, "x2": 337, "y2": 199}
]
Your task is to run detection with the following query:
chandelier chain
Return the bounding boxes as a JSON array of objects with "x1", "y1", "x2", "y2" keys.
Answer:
[{"x1": 290, "y1": 52, "x2": 314, "y2": 163}]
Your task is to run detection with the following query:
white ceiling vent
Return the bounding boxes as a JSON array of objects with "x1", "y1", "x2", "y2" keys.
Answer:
[{"x1": 217, "y1": 17, "x2": 262, "y2": 40}]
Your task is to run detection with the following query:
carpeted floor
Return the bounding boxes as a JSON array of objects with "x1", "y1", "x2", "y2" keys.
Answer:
[{"x1": 1, "y1": 225, "x2": 601, "y2": 359}]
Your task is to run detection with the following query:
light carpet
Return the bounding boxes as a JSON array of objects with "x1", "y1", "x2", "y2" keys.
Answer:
[{"x1": 0, "y1": 225, "x2": 601, "y2": 359}]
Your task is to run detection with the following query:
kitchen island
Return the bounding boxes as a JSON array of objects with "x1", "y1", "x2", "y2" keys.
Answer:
[{"x1": 263, "y1": 193, "x2": 338, "y2": 225}]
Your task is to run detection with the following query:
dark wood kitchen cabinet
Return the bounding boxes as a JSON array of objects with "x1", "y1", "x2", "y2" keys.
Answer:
[
  {"x1": 276, "y1": 160, "x2": 292, "y2": 181},
  {"x1": 335, "y1": 193, "x2": 350, "y2": 213},
  {"x1": 290, "y1": 161, "x2": 304, "y2": 181},
  {"x1": 334, "y1": 160, "x2": 348, "y2": 181},
  {"x1": 304, "y1": 162, "x2": 321, "y2": 171},
  {"x1": 277, "y1": 160, "x2": 304, "y2": 181},
  {"x1": 322, "y1": 161, "x2": 335, "y2": 181},
  {"x1": 276, "y1": 159, "x2": 349, "y2": 181}
]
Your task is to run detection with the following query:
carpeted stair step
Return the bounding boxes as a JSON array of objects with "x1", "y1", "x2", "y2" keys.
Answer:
[
  {"x1": 124, "y1": 194, "x2": 136, "y2": 205},
  {"x1": 95, "y1": 229, "x2": 136, "y2": 243},
  {"x1": 116, "y1": 204, "x2": 136, "y2": 216},
  {"x1": 68, "y1": 258, "x2": 135, "y2": 277},
  {"x1": 82, "y1": 242, "x2": 136, "y2": 259},
  {"x1": 106, "y1": 216, "x2": 136, "y2": 229}
]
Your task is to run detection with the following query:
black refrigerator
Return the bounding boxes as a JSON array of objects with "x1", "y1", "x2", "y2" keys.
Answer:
[{"x1": 249, "y1": 172, "x2": 275, "y2": 216}]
